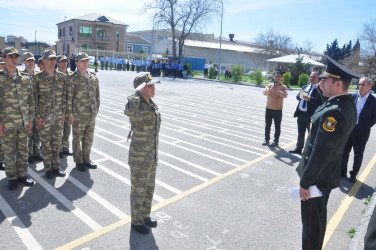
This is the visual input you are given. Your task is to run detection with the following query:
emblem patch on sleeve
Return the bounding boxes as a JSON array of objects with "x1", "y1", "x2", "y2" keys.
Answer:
[{"x1": 323, "y1": 117, "x2": 337, "y2": 132}]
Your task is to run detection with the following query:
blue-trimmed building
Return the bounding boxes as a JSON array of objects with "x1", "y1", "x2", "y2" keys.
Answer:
[{"x1": 125, "y1": 34, "x2": 152, "y2": 55}]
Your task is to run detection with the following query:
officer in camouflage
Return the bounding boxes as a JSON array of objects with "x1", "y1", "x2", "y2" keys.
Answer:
[
  {"x1": 56, "y1": 54, "x2": 74, "y2": 158},
  {"x1": 0, "y1": 58, "x2": 4, "y2": 171},
  {"x1": 22, "y1": 52, "x2": 43, "y2": 164},
  {"x1": 125, "y1": 73, "x2": 161, "y2": 234},
  {"x1": 0, "y1": 47, "x2": 35, "y2": 190},
  {"x1": 34, "y1": 50, "x2": 67, "y2": 179},
  {"x1": 67, "y1": 52, "x2": 100, "y2": 172}
]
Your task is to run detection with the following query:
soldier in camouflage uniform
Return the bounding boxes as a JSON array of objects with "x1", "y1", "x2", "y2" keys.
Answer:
[
  {"x1": 0, "y1": 58, "x2": 4, "y2": 171},
  {"x1": 34, "y1": 50, "x2": 67, "y2": 179},
  {"x1": 0, "y1": 47, "x2": 35, "y2": 190},
  {"x1": 37, "y1": 58, "x2": 45, "y2": 71},
  {"x1": 67, "y1": 52, "x2": 100, "y2": 172},
  {"x1": 56, "y1": 54, "x2": 74, "y2": 158},
  {"x1": 124, "y1": 73, "x2": 161, "y2": 234},
  {"x1": 22, "y1": 52, "x2": 43, "y2": 164}
]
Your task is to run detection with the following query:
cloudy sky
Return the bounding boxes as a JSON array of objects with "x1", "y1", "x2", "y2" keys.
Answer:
[{"x1": 0, "y1": 0, "x2": 375, "y2": 53}]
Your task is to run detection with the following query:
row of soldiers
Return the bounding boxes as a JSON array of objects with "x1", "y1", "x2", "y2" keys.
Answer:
[{"x1": 0, "y1": 47, "x2": 100, "y2": 190}]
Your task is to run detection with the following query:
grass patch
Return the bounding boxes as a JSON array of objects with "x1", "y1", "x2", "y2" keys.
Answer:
[{"x1": 347, "y1": 228, "x2": 357, "y2": 238}]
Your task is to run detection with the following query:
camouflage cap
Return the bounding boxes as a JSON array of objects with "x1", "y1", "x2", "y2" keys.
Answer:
[
  {"x1": 42, "y1": 49, "x2": 57, "y2": 59},
  {"x1": 22, "y1": 52, "x2": 35, "y2": 61},
  {"x1": 75, "y1": 52, "x2": 89, "y2": 61},
  {"x1": 56, "y1": 54, "x2": 68, "y2": 62},
  {"x1": 37, "y1": 58, "x2": 44, "y2": 64},
  {"x1": 2, "y1": 47, "x2": 20, "y2": 57},
  {"x1": 133, "y1": 74, "x2": 161, "y2": 89}
]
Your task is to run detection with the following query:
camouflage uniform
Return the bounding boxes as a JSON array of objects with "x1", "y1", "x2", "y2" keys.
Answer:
[
  {"x1": 23, "y1": 69, "x2": 41, "y2": 159},
  {"x1": 125, "y1": 89, "x2": 161, "y2": 225},
  {"x1": 34, "y1": 70, "x2": 66, "y2": 171},
  {"x1": 60, "y1": 71, "x2": 73, "y2": 153},
  {"x1": 67, "y1": 71, "x2": 100, "y2": 164},
  {"x1": 0, "y1": 68, "x2": 35, "y2": 180}
]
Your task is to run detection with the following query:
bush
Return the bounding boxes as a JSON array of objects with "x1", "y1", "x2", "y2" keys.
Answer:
[
  {"x1": 282, "y1": 72, "x2": 291, "y2": 86},
  {"x1": 231, "y1": 65, "x2": 242, "y2": 82},
  {"x1": 254, "y1": 70, "x2": 263, "y2": 85},
  {"x1": 208, "y1": 66, "x2": 216, "y2": 79},
  {"x1": 187, "y1": 63, "x2": 192, "y2": 76},
  {"x1": 298, "y1": 73, "x2": 309, "y2": 87},
  {"x1": 289, "y1": 57, "x2": 311, "y2": 85}
]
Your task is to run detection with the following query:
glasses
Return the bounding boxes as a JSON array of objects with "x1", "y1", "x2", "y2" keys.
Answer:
[{"x1": 8, "y1": 54, "x2": 19, "y2": 59}]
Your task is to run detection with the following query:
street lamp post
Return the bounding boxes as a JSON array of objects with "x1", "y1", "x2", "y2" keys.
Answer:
[{"x1": 217, "y1": 0, "x2": 223, "y2": 80}]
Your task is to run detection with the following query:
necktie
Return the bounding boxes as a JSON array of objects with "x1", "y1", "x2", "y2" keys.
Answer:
[{"x1": 302, "y1": 85, "x2": 312, "y2": 109}]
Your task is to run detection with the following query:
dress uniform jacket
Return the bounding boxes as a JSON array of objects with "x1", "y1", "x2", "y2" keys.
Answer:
[{"x1": 296, "y1": 94, "x2": 357, "y2": 194}]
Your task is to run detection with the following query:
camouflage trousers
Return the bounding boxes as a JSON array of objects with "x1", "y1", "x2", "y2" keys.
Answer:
[
  {"x1": 39, "y1": 119, "x2": 63, "y2": 170},
  {"x1": 73, "y1": 117, "x2": 95, "y2": 164},
  {"x1": 28, "y1": 120, "x2": 40, "y2": 157},
  {"x1": 61, "y1": 117, "x2": 71, "y2": 152},
  {"x1": 1, "y1": 127, "x2": 29, "y2": 180},
  {"x1": 130, "y1": 163, "x2": 157, "y2": 225}
]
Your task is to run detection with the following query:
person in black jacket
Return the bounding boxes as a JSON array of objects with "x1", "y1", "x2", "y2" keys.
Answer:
[
  {"x1": 296, "y1": 56, "x2": 358, "y2": 250},
  {"x1": 289, "y1": 72, "x2": 322, "y2": 154},
  {"x1": 341, "y1": 77, "x2": 376, "y2": 182}
]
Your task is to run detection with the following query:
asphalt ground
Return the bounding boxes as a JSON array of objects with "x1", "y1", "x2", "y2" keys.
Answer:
[{"x1": 0, "y1": 68, "x2": 375, "y2": 249}]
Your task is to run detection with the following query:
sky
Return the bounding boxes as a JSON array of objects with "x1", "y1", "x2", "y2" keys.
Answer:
[{"x1": 0, "y1": 0, "x2": 375, "y2": 54}]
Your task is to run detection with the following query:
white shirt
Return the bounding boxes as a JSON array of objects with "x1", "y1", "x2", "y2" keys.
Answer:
[
  {"x1": 299, "y1": 84, "x2": 317, "y2": 112},
  {"x1": 356, "y1": 91, "x2": 370, "y2": 124}
]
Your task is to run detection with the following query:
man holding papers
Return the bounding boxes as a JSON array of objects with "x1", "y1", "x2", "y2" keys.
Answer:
[{"x1": 296, "y1": 56, "x2": 358, "y2": 250}]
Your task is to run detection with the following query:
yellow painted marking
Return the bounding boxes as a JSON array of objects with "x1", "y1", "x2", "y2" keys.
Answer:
[
  {"x1": 323, "y1": 152, "x2": 376, "y2": 248},
  {"x1": 55, "y1": 140, "x2": 296, "y2": 250}
]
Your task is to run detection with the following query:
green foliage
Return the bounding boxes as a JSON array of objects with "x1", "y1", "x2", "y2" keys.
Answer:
[
  {"x1": 208, "y1": 66, "x2": 216, "y2": 79},
  {"x1": 364, "y1": 195, "x2": 372, "y2": 205},
  {"x1": 282, "y1": 72, "x2": 291, "y2": 86},
  {"x1": 323, "y1": 39, "x2": 359, "y2": 61},
  {"x1": 289, "y1": 57, "x2": 311, "y2": 85},
  {"x1": 231, "y1": 65, "x2": 242, "y2": 82},
  {"x1": 137, "y1": 48, "x2": 145, "y2": 54},
  {"x1": 298, "y1": 73, "x2": 309, "y2": 87},
  {"x1": 347, "y1": 228, "x2": 357, "y2": 238},
  {"x1": 162, "y1": 48, "x2": 170, "y2": 57},
  {"x1": 254, "y1": 70, "x2": 264, "y2": 85},
  {"x1": 187, "y1": 63, "x2": 192, "y2": 76}
]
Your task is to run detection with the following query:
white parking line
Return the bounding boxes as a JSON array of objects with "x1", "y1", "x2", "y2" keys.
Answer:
[
  {"x1": 28, "y1": 170, "x2": 102, "y2": 231},
  {"x1": 0, "y1": 194, "x2": 43, "y2": 250}
]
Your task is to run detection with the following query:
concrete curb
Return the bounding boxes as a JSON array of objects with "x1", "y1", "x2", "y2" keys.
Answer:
[{"x1": 349, "y1": 189, "x2": 376, "y2": 250}]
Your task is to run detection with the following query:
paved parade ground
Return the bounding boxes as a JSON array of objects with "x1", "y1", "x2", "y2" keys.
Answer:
[{"x1": 0, "y1": 69, "x2": 375, "y2": 249}]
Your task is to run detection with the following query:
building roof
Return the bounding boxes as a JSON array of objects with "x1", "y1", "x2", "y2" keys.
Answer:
[
  {"x1": 125, "y1": 34, "x2": 152, "y2": 45},
  {"x1": 58, "y1": 13, "x2": 127, "y2": 26},
  {"x1": 266, "y1": 54, "x2": 326, "y2": 67},
  {"x1": 184, "y1": 39, "x2": 259, "y2": 53}
]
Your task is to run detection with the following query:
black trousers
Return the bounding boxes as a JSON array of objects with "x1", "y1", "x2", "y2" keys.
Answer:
[
  {"x1": 301, "y1": 191, "x2": 331, "y2": 250},
  {"x1": 296, "y1": 110, "x2": 311, "y2": 149},
  {"x1": 341, "y1": 125, "x2": 368, "y2": 177},
  {"x1": 264, "y1": 108, "x2": 282, "y2": 142}
]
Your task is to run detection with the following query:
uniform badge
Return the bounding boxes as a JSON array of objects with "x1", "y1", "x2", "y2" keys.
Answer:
[{"x1": 323, "y1": 117, "x2": 337, "y2": 132}]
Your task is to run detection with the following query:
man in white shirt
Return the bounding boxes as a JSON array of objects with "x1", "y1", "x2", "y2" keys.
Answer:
[{"x1": 341, "y1": 77, "x2": 376, "y2": 182}]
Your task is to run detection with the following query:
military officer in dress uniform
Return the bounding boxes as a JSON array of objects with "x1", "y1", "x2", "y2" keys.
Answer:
[
  {"x1": 56, "y1": 55, "x2": 74, "y2": 158},
  {"x1": 296, "y1": 56, "x2": 358, "y2": 250},
  {"x1": 67, "y1": 52, "x2": 100, "y2": 172},
  {"x1": 34, "y1": 50, "x2": 67, "y2": 179},
  {"x1": 0, "y1": 47, "x2": 35, "y2": 190},
  {"x1": 125, "y1": 74, "x2": 161, "y2": 234}
]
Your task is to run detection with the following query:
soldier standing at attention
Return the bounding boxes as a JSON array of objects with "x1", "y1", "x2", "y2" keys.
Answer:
[
  {"x1": 296, "y1": 56, "x2": 358, "y2": 250},
  {"x1": 22, "y1": 52, "x2": 43, "y2": 164},
  {"x1": 34, "y1": 50, "x2": 67, "y2": 179},
  {"x1": 37, "y1": 58, "x2": 45, "y2": 71},
  {"x1": 56, "y1": 55, "x2": 74, "y2": 158},
  {"x1": 0, "y1": 58, "x2": 5, "y2": 171},
  {"x1": 68, "y1": 52, "x2": 100, "y2": 172},
  {"x1": 262, "y1": 70, "x2": 288, "y2": 147},
  {"x1": 125, "y1": 74, "x2": 161, "y2": 234},
  {"x1": 0, "y1": 47, "x2": 35, "y2": 190}
]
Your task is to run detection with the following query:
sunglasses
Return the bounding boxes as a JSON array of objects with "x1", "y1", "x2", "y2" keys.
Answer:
[{"x1": 8, "y1": 54, "x2": 20, "y2": 59}]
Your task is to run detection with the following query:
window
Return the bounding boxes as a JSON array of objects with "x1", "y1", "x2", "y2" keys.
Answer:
[
  {"x1": 96, "y1": 28, "x2": 106, "y2": 37},
  {"x1": 116, "y1": 30, "x2": 119, "y2": 52},
  {"x1": 63, "y1": 27, "x2": 65, "y2": 37},
  {"x1": 127, "y1": 45, "x2": 133, "y2": 53},
  {"x1": 69, "y1": 26, "x2": 73, "y2": 35},
  {"x1": 80, "y1": 44, "x2": 93, "y2": 49},
  {"x1": 63, "y1": 43, "x2": 66, "y2": 52},
  {"x1": 59, "y1": 29, "x2": 62, "y2": 37},
  {"x1": 79, "y1": 27, "x2": 92, "y2": 37},
  {"x1": 96, "y1": 45, "x2": 106, "y2": 50},
  {"x1": 142, "y1": 46, "x2": 148, "y2": 53},
  {"x1": 158, "y1": 35, "x2": 163, "y2": 40}
]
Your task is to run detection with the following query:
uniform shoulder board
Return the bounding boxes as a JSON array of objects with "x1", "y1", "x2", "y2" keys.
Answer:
[
  {"x1": 20, "y1": 71, "x2": 30, "y2": 75},
  {"x1": 56, "y1": 71, "x2": 65, "y2": 77},
  {"x1": 90, "y1": 71, "x2": 96, "y2": 76},
  {"x1": 68, "y1": 71, "x2": 75, "y2": 76},
  {"x1": 34, "y1": 71, "x2": 43, "y2": 75}
]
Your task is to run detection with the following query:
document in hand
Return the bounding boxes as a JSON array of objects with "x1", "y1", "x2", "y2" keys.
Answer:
[
  {"x1": 288, "y1": 185, "x2": 323, "y2": 200},
  {"x1": 299, "y1": 89, "x2": 309, "y2": 99}
]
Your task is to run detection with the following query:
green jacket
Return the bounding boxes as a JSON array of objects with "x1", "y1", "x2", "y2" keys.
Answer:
[{"x1": 296, "y1": 94, "x2": 356, "y2": 193}]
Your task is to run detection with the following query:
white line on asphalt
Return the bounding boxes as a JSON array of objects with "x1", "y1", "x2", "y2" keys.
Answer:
[
  {"x1": 28, "y1": 170, "x2": 102, "y2": 231},
  {"x1": 0, "y1": 194, "x2": 43, "y2": 250},
  {"x1": 94, "y1": 158, "x2": 109, "y2": 163}
]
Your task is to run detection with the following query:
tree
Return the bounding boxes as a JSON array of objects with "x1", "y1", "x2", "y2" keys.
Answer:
[
  {"x1": 324, "y1": 39, "x2": 341, "y2": 61},
  {"x1": 255, "y1": 29, "x2": 294, "y2": 56},
  {"x1": 360, "y1": 19, "x2": 376, "y2": 56},
  {"x1": 145, "y1": 0, "x2": 220, "y2": 59},
  {"x1": 288, "y1": 57, "x2": 311, "y2": 85}
]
